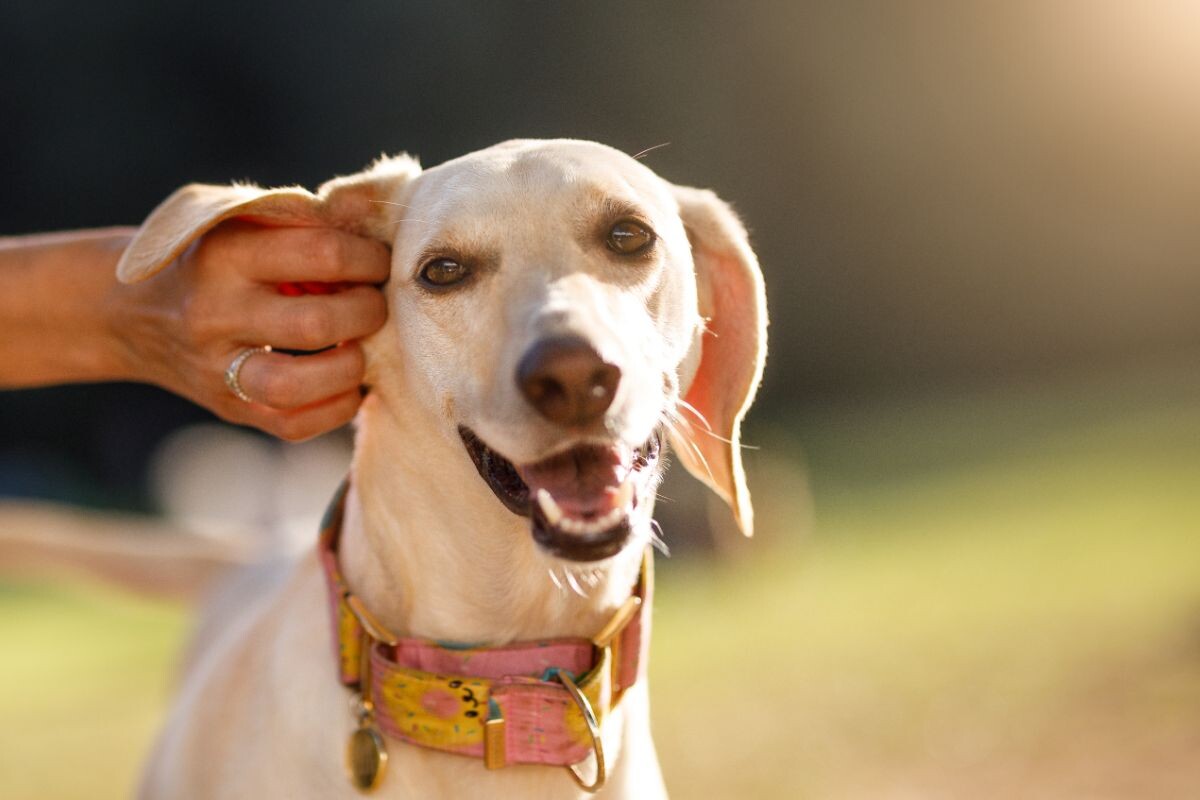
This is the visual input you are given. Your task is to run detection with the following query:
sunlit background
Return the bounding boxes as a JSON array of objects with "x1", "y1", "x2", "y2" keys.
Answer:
[{"x1": 2, "y1": 2, "x2": 1198, "y2": 797}]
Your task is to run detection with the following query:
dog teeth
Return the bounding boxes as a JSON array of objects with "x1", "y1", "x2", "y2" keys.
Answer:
[
  {"x1": 558, "y1": 517, "x2": 585, "y2": 535},
  {"x1": 536, "y1": 489, "x2": 564, "y2": 526},
  {"x1": 539, "y1": 484, "x2": 634, "y2": 536},
  {"x1": 549, "y1": 504, "x2": 627, "y2": 536},
  {"x1": 592, "y1": 505, "x2": 622, "y2": 530}
]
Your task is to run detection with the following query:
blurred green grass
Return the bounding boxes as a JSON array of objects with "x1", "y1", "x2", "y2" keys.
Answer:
[
  {"x1": 0, "y1": 582, "x2": 184, "y2": 798},
  {"x1": 2, "y1": 364, "x2": 1199, "y2": 798},
  {"x1": 654, "y1": 363, "x2": 1200, "y2": 798}
]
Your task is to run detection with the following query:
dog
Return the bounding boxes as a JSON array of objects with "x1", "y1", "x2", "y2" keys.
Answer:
[{"x1": 113, "y1": 138, "x2": 766, "y2": 798}]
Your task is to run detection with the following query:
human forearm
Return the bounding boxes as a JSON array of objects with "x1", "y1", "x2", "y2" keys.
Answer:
[
  {"x1": 0, "y1": 228, "x2": 136, "y2": 387},
  {"x1": 0, "y1": 219, "x2": 390, "y2": 440}
]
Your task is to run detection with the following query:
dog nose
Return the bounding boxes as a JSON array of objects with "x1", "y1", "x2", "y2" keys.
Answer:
[{"x1": 516, "y1": 336, "x2": 621, "y2": 427}]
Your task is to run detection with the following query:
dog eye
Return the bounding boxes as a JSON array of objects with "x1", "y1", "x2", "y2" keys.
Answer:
[
  {"x1": 606, "y1": 220, "x2": 655, "y2": 255},
  {"x1": 419, "y1": 258, "x2": 470, "y2": 288}
]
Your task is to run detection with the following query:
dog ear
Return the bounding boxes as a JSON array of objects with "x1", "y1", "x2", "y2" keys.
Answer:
[
  {"x1": 668, "y1": 185, "x2": 768, "y2": 537},
  {"x1": 116, "y1": 155, "x2": 421, "y2": 284}
]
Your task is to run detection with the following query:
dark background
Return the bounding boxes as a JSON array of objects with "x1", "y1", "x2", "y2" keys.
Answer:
[{"x1": 4, "y1": 1, "x2": 1199, "y2": 510}]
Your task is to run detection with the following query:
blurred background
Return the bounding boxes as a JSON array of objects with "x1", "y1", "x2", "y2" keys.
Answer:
[{"x1": 2, "y1": 1, "x2": 1198, "y2": 797}]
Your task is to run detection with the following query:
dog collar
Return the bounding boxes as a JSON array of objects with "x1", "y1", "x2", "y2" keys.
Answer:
[{"x1": 317, "y1": 481, "x2": 651, "y2": 793}]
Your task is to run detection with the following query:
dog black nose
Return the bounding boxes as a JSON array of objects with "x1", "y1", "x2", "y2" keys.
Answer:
[{"x1": 516, "y1": 336, "x2": 620, "y2": 427}]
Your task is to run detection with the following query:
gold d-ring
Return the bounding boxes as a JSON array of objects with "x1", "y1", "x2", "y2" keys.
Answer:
[{"x1": 554, "y1": 671, "x2": 606, "y2": 793}]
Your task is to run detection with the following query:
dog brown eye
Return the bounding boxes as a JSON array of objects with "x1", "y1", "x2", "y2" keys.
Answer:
[
  {"x1": 419, "y1": 258, "x2": 469, "y2": 288},
  {"x1": 607, "y1": 220, "x2": 654, "y2": 255}
]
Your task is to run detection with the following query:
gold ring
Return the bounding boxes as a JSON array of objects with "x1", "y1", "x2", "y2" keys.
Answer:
[
  {"x1": 224, "y1": 346, "x2": 272, "y2": 403},
  {"x1": 554, "y1": 670, "x2": 607, "y2": 793}
]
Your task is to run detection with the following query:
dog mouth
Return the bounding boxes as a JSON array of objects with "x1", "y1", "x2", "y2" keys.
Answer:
[{"x1": 459, "y1": 426, "x2": 662, "y2": 562}]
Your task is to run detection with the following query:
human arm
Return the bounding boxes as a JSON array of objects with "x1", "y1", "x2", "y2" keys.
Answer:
[{"x1": 0, "y1": 223, "x2": 391, "y2": 440}]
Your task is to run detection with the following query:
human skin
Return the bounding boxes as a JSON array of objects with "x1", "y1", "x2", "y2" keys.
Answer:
[{"x1": 0, "y1": 223, "x2": 390, "y2": 440}]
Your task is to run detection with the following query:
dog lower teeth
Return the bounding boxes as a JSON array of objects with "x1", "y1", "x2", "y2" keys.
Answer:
[
  {"x1": 535, "y1": 485, "x2": 633, "y2": 535},
  {"x1": 536, "y1": 489, "x2": 564, "y2": 526}
]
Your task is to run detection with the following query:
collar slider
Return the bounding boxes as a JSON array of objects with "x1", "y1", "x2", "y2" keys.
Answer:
[
  {"x1": 592, "y1": 595, "x2": 642, "y2": 649},
  {"x1": 346, "y1": 593, "x2": 400, "y2": 646}
]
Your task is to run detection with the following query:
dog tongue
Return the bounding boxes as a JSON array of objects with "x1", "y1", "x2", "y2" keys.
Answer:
[{"x1": 518, "y1": 444, "x2": 629, "y2": 517}]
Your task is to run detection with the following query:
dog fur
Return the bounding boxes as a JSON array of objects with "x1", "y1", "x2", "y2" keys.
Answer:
[{"x1": 113, "y1": 139, "x2": 767, "y2": 799}]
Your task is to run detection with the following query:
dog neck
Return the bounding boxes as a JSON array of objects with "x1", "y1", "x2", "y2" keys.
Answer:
[{"x1": 336, "y1": 393, "x2": 647, "y2": 646}]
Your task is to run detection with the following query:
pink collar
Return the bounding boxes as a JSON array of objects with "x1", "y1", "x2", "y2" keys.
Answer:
[{"x1": 317, "y1": 481, "x2": 651, "y2": 792}]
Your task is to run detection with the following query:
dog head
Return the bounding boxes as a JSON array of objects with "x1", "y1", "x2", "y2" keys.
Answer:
[{"x1": 118, "y1": 139, "x2": 766, "y2": 562}]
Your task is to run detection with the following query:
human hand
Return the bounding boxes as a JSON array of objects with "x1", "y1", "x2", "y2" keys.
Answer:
[{"x1": 110, "y1": 221, "x2": 390, "y2": 440}]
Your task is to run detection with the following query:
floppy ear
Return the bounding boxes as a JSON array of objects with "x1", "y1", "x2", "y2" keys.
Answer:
[
  {"x1": 668, "y1": 186, "x2": 768, "y2": 537},
  {"x1": 116, "y1": 154, "x2": 421, "y2": 284}
]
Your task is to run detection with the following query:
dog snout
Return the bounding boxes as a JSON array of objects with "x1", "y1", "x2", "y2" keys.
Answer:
[{"x1": 516, "y1": 336, "x2": 620, "y2": 428}]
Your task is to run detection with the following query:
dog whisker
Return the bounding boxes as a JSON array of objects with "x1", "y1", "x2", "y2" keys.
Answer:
[
  {"x1": 663, "y1": 403, "x2": 692, "y2": 430},
  {"x1": 674, "y1": 398, "x2": 714, "y2": 433},
  {"x1": 671, "y1": 398, "x2": 758, "y2": 450},
  {"x1": 657, "y1": 410, "x2": 717, "y2": 488},
  {"x1": 685, "y1": 443, "x2": 714, "y2": 481},
  {"x1": 649, "y1": 519, "x2": 671, "y2": 557},
  {"x1": 369, "y1": 200, "x2": 418, "y2": 209},
  {"x1": 375, "y1": 200, "x2": 432, "y2": 226},
  {"x1": 564, "y1": 570, "x2": 588, "y2": 599},
  {"x1": 631, "y1": 142, "x2": 671, "y2": 161},
  {"x1": 547, "y1": 568, "x2": 565, "y2": 591},
  {"x1": 697, "y1": 428, "x2": 742, "y2": 446}
]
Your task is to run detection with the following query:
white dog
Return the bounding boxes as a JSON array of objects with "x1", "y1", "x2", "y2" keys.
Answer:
[{"x1": 114, "y1": 139, "x2": 766, "y2": 798}]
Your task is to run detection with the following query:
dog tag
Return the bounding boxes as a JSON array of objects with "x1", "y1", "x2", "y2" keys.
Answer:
[{"x1": 346, "y1": 723, "x2": 388, "y2": 792}]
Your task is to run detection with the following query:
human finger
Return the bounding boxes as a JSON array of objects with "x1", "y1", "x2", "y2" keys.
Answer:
[
  {"x1": 225, "y1": 225, "x2": 392, "y2": 284},
  {"x1": 238, "y1": 285, "x2": 387, "y2": 351},
  {"x1": 227, "y1": 389, "x2": 365, "y2": 442},
  {"x1": 233, "y1": 344, "x2": 366, "y2": 410}
]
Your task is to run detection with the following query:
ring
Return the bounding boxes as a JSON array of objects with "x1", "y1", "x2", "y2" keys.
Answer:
[
  {"x1": 554, "y1": 669, "x2": 607, "y2": 793},
  {"x1": 224, "y1": 346, "x2": 272, "y2": 403}
]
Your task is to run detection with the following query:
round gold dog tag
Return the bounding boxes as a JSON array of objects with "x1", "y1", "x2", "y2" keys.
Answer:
[{"x1": 346, "y1": 725, "x2": 388, "y2": 792}]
